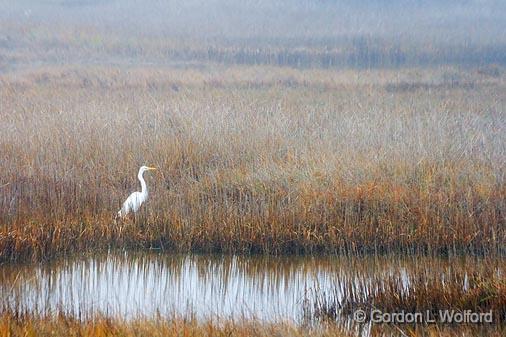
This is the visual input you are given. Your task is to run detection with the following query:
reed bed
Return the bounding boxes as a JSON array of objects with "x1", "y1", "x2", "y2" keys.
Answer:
[
  {"x1": 0, "y1": 311, "x2": 504, "y2": 337},
  {"x1": 305, "y1": 259, "x2": 506, "y2": 336},
  {"x1": 308, "y1": 265, "x2": 506, "y2": 325},
  {"x1": 0, "y1": 65, "x2": 505, "y2": 261},
  {"x1": 0, "y1": 314, "x2": 340, "y2": 337},
  {"x1": 0, "y1": 314, "x2": 484, "y2": 337}
]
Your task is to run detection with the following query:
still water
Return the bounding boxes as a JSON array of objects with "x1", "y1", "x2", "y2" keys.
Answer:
[{"x1": 0, "y1": 252, "x2": 497, "y2": 322}]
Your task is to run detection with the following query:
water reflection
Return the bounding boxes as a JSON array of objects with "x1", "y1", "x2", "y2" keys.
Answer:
[{"x1": 0, "y1": 253, "x2": 501, "y2": 322}]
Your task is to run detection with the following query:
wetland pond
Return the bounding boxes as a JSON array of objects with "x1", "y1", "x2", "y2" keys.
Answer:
[{"x1": 0, "y1": 252, "x2": 503, "y2": 323}]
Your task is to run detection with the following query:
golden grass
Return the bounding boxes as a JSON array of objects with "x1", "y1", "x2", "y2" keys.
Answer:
[
  {"x1": 0, "y1": 313, "x2": 504, "y2": 337},
  {"x1": 0, "y1": 65, "x2": 505, "y2": 261},
  {"x1": 0, "y1": 314, "x2": 336, "y2": 337}
]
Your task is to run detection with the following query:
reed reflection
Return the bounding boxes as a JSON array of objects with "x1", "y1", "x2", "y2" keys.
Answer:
[{"x1": 0, "y1": 253, "x2": 502, "y2": 322}]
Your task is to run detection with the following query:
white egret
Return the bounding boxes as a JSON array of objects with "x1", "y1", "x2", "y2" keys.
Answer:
[{"x1": 117, "y1": 166, "x2": 156, "y2": 218}]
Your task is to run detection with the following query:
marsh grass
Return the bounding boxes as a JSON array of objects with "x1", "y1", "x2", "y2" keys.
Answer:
[
  {"x1": 2, "y1": 313, "x2": 506, "y2": 337},
  {"x1": 307, "y1": 263, "x2": 506, "y2": 325},
  {"x1": 305, "y1": 260, "x2": 506, "y2": 337},
  {"x1": 0, "y1": 65, "x2": 505, "y2": 261},
  {"x1": 0, "y1": 314, "x2": 345, "y2": 337}
]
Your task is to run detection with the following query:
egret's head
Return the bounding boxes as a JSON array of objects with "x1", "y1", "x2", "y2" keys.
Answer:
[{"x1": 139, "y1": 165, "x2": 157, "y2": 173}]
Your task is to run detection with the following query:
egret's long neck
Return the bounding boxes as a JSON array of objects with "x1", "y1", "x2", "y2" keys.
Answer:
[{"x1": 138, "y1": 170, "x2": 148, "y2": 196}]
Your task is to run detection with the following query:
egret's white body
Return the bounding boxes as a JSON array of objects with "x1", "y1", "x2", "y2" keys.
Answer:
[{"x1": 117, "y1": 166, "x2": 156, "y2": 218}]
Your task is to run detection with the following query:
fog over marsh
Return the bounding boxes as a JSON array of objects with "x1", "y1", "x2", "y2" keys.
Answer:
[{"x1": 1, "y1": 0, "x2": 505, "y2": 68}]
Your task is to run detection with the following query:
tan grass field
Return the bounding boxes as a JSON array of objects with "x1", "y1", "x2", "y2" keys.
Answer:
[
  {"x1": 0, "y1": 65, "x2": 504, "y2": 261},
  {"x1": 1, "y1": 313, "x2": 505, "y2": 337}
]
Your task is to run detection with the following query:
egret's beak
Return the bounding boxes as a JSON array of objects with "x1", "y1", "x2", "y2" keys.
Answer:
[{"x1": 146, "y1": 167, "x2": 157, "y2": 171}]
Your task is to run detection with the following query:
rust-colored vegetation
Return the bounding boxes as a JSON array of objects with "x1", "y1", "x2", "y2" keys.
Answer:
[
  {"x1": 1, "y1": 312, "x2": 505, "y2": 337},
  {"x1": 0, "y1": 65, "x2": 504, "y2": 261}
]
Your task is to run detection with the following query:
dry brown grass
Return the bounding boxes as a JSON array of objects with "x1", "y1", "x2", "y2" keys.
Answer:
[
  {"x1": 0, "y1": 314, "x2": 335, "y2": 337},
  {"x1": 1, "y1": 313, "x2": 505, "y2": 337},
  {"x1": 308, "y1": 260, "x2": 506, "y2": 324},
  {"x1": 0, "y1": 65, "x2": 505, "y2": 261}
]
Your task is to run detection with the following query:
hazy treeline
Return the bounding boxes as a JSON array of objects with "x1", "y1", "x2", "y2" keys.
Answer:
[{"x1": 1, "y1": 0, "x2": 506, "y2": 69}]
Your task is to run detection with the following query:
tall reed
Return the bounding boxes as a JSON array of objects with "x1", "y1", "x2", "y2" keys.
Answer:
[{"x1": 0, "y1": 65, "x2": 504, "y2": 261}]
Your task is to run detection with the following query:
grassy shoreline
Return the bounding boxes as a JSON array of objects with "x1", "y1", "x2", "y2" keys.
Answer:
[
  {"x1": 309, "y1": 268, "x2": 506, "y2": 325},
  {"x1": 2, "y1": 314, "x2": 505, "y2": 337}
]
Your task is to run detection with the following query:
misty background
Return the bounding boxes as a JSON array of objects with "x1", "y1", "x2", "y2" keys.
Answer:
[{"x1": 0, "y1": 0, "x2": 505, "y2": 70}]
